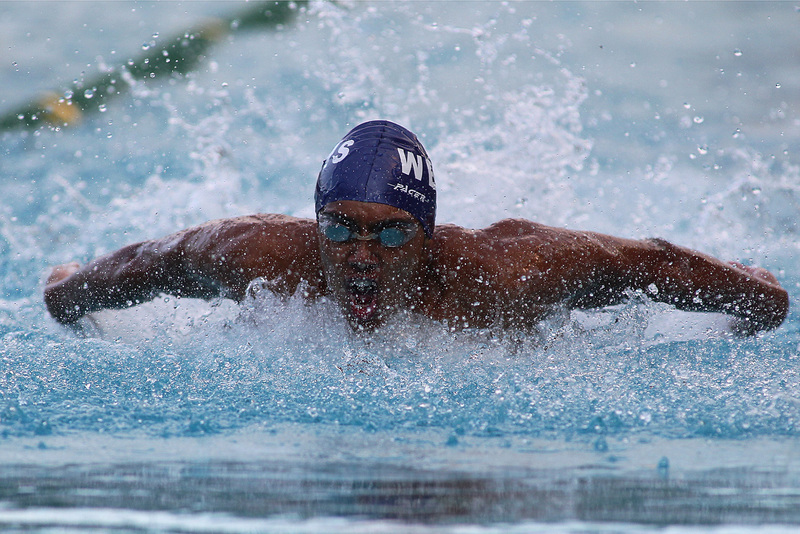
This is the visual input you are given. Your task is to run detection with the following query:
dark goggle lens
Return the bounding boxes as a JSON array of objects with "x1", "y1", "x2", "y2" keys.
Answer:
[
  {"x1": 377, "y1": 227, "x2": 411, "y2": 247},
  {"x1": 320, "y1": 220, "x2": 416, "y2": 247},
  {"x1": 322, "y1": 223, "x2": 353, "y2": 243}
]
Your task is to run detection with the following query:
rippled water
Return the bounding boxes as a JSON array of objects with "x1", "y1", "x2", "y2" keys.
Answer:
[{"x1": 1, "y1": 1, "x2": 799, "y2": 532}]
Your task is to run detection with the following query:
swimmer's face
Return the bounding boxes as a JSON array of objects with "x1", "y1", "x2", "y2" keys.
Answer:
[{"x1": 317, "y1": 200, "x2": 428, "y2": 330}]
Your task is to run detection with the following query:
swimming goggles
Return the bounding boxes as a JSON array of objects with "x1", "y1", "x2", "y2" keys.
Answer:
[{"x1": 318, "y1": 215, "x2": 418, "y2": 248}]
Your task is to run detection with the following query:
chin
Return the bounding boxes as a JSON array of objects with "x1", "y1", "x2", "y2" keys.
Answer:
[
  {"x1": 345, "y1": 308, "x2": 383, "y2": 331},
  {"x1": 342, "y1": 299, "x2": 392, "y2": 331}
]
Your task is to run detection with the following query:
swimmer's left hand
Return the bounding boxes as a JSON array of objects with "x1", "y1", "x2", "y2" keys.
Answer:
[{"x1": 727, "y1": 261, "x2": 787, "y2": 336}]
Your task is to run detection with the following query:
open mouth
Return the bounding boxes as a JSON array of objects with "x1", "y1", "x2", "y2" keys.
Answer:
[{"x1": 345, "y1": 278, "x2": 379, "y2": 322}]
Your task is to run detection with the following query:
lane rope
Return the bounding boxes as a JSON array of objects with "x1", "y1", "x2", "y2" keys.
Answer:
[{"x1": 0, "y1": 1, "x2": 309, "y2": 132}]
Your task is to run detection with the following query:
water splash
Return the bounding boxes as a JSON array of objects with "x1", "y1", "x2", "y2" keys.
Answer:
[
  {"x1": 2, "y1": 282, "x2": 796, "y2": 443},
  {"x1": 1, "y1": 0, "x2": 798, "y2": 453}
]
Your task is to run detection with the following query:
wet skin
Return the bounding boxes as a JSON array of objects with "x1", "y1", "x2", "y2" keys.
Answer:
[
  {"x1": 43, "y1": 204, "x2": 789, "y2": 334},
  {"x1": 317, "y1": 200, "x2": 428, "y2": 330}
]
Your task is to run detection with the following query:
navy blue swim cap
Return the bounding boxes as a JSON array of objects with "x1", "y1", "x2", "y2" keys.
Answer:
[{"x1": 315, "y1": 120, "x2": 436, "y2": 238}]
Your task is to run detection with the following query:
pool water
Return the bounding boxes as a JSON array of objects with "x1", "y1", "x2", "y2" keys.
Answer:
[{"x1": 1, "y1": 1, "x2": 799, "y2": 532}]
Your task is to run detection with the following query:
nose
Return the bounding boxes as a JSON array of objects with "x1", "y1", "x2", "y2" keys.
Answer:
[{"x1": 348, "y1": 239, "x2": 379, "y2": 268}]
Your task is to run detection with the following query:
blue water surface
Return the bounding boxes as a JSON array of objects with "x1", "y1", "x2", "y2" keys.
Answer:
[{"x1": 1, "y1": 1, "x2": 799, "y2": 532}]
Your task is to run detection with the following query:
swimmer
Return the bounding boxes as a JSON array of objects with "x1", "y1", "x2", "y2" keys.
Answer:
[{"x1": 44, "y1": 120, "x2": 789, "y2": 335}]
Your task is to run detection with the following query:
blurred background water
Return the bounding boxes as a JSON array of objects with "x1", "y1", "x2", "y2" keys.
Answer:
[{"x1": 1, "y1": 1, "x2": 799, "y2": 532}]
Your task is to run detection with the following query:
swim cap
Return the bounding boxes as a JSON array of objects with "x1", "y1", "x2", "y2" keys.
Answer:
[{"x1": 315, "y1": 120, "x2": 436, "y2": 238}]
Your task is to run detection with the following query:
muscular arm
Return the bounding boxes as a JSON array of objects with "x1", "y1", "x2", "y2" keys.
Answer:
[
  {"x1": 560, "y1": 235, "x2": 788, "y2": 334},
  {"x1": 44, "y1": 214, "x2": 323, "y2": 324},
  {"x1": 430, "y1": 220, "x2": 788, "y2": 333}
]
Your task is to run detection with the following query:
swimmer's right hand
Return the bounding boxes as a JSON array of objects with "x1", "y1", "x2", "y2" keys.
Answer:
[
  {"x1": 46, "y1": 261, "x2": 81, "y2": 286},
  {"x1": 44, "y1": 262, "x2": 82, "y2": 324}
]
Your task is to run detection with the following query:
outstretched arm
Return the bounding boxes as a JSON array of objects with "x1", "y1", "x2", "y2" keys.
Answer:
[
  {"x1": 433, "y1": 220, "x2": 788, "y2": 334},
  {"x1": 561, "y1": 235, "x2": 789, "y2": 334},
  {"x1": 44, "y1": 214, "x2": 322, "y2": 325}
]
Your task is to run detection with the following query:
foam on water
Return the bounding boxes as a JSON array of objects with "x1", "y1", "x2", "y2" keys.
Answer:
[
  {"x1": 2, "y1": 290, "x2": 796, "y2": 443},
  {"x1": 1, "y1": 1, "x2": 799, "y2": 530}
]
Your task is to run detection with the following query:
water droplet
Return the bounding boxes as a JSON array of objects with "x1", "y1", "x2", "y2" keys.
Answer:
[
  {"x1": 697, "y1": 145, "x2": 708, "y2": 155},
  {"x1": 152, "y1": 32, "x2": 159, "y2": 39},
  {"x1": 693, "y1": 116, "x2": 704, "y2": 124},
  {"x1": 776, "y1": 83, "x2": 781, "y2": 89},
  {"x1": 732, "y1": 128, "x2": 741, "y2": 139},
  {"x1": 84, "y1": 89, "x2": 94, "y2": 99},
  {"x1": 98, "y1": 104, "x2": 107, "y2": 112},
  {"x1": 142, "y1": 43, "x2": 150, "y2": 51},
  {"x1": 733, "y1": 48, "x2": 743, "y2": 57},
  {"x1": 683, "y1": 102, "x2": 691, "y2": 109}
]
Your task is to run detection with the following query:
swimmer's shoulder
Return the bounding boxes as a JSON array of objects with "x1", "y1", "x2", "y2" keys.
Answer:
[
  {"x1": 427, "y1": 218, "x2": 568, "y2": 288},
  {"x1": 184, "y1": 213, "x2": 317, "y2": 246},
  {"x1": 422, "y1": 219, "x2": 558, "y2": 326},
  {"x1": 181, "y1": 213, "x2": 318, "y2": 266},
  {"x1": 193, "y1": 213, "x2": 315, "y2": 232},
  {"x1": 184, "y1": 213, "x2": 323, "y2": 295},
  {"x1": 430, "y1": 219, "x2": 556, "y2": 257}
]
